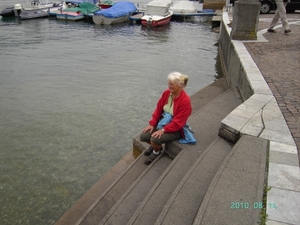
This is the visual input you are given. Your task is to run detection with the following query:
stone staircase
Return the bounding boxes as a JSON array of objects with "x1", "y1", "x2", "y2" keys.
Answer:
[{"x1": 55, "y1": 77, "x2": 269, "y2": 225}]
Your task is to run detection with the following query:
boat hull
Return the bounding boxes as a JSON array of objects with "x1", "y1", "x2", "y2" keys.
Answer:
[
  {"x1": 56, "y1": 12, "x2": 85, "y2": 21},
  {"x1": 141, "y1": 13, "x2": 172, "y2": 27},
  {"x1": 1, "y1": 3, "x2": 62, "y2": 18},
  {"x1": 92, "y1": 14, "x2": 129, "y2": 25},
  {"x1": 0, "y1": 7, "x2": 22, "y2": 17},
  {"x1": 20, "y1": 9, "x2": 49, "y2": 19},
  {"x1": 99, "y1": 4, "x2": 113, "y2": 9}
]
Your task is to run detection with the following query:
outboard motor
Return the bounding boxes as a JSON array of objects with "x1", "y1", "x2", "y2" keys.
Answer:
[{"x1": 13, "y1": 4, "x2": 23, "y2": 17}]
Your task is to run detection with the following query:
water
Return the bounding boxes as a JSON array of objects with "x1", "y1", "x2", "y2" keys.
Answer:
[{"x1": 0, "y1": 1, "x2": 221, "y2": 224}]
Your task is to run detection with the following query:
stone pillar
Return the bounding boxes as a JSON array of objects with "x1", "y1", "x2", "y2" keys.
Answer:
[{"x1": 230, "y1": 0, "x2": 261, "y2": 40}]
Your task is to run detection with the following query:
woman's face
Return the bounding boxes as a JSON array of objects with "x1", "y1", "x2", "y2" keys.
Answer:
[{"x1": 168, "y1": 80, "x2": 181, "y2": 93}]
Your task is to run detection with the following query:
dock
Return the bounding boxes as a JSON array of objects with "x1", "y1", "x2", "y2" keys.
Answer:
[{"x1": 211, "y1": 9, "x2": 223, "y2": 28}]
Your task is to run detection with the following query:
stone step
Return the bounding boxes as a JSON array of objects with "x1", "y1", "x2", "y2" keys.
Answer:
[
  {"x1": 127, "y1": 89, "x2": 241, "y2": 225},
  {"x1": 155, "y1": 137, "x2": 232, "y2": 225},
  {"x1": 99, "y1": 154, "x2": 173, "y2": 225},
  {"x1": 77, "y1": 151, "x2": 162, "y2": 225},
  {"x1": 193, "y1": 135, "x2": 268, "y2": 225}
]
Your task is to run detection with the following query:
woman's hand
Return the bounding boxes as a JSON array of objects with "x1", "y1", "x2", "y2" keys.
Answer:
[
  {"x1": 151, "y1": 129, "x2": 164, "y2": 139},
  {"x1": 142, "y1": 125, "x2": 154, "y2": 133}
]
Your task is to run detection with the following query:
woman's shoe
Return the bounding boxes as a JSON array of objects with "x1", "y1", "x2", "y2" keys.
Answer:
[
  {"x1": 285, "y1": 29, "x2": 291, "y2": 34},
  {"x1": 144, "y1": 151, "x2": 161, "y2": 165},
  {"x1": 144, "y1": 146, "x2": 154, "y2": 156},
  {"x1": 267, "y1": 29, "x2": 276, "y2": 33}
]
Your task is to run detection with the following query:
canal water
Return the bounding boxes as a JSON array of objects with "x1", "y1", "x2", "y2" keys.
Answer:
[{"x1": 0, "y1": 1, "x2": 221, "y2": 224}]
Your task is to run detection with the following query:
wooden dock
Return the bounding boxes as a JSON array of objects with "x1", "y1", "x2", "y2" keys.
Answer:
[{"x1": 212, "y1": 9, "x2": 222, "y2": 28}]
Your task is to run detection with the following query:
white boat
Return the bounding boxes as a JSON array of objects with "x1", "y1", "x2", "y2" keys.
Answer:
[
  {"x1": 55, "y1": 1, "x2": 99, "y2": 21},
  {"x1": 92, "y1": 1, "x2": 137, "y2": 25},
  {"x1": 140, "y1": 0, "x2": 173, "y2": 27},
  {"x1": 170, "y1": 0, "x2": 215, "y2": 18},
  {"x1": 170, "y1": 1, "x2": 197, "y2": 15}
]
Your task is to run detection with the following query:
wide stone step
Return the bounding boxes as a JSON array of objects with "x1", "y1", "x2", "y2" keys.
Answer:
[
  {"x1": 78, "y1": 151, "x2": 154, "y2": 225},
  {"x1": 155, "y1": 137, "x2": 232, "y2": 225},
  {"x1": 193, "y1": 135, "x2": 268, "y2": 225},
  {"x1": 99, "y1": 154, "x2": 173, "y2": 225},
  {"x1": 128, "y1": 89, "x2": 241, "y2": 225}
]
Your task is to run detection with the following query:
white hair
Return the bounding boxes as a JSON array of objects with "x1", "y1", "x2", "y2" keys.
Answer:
[{"x1": 168, "y1": 72, "x2": 189, "y2": 87}]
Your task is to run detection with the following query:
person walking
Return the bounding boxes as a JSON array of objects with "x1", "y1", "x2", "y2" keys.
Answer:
[
  {"x1": 267, "y1": 0, "x2": 291, "y2": 34},
  {"x1": 140, "y1": 72, "x2": 192, "y2": 165}
]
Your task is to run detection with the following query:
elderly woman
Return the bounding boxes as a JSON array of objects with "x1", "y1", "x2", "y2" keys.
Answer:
[{"x1": 140, "y1": 72, "x2": 192, "y2": 165}]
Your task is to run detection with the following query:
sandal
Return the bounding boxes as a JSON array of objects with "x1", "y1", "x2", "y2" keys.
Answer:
[{"x1": 267, "y1": 29, "x2": 276, "y2": 33}]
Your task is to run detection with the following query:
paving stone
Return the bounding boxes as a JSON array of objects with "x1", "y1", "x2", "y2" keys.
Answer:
[
  {"x1": 270, "y1": 141, "x2": 298, "y2": 155},
  {"x1": 267, "y1": 187, "x2": 300, "y2": 225},
  {"x1": 268, "y1": 162, "x2": 300, "y2": 192}
]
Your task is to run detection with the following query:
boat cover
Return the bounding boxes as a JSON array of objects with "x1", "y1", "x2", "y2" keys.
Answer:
[
  {"x1": 170, "y1": 1, "x2": 197, "y2": 13},
  {"x1": 146, "y1": 0, "x2": 172, "y2": 16},
  {"x1": 94, "y1": 2, "x2": 137, "y2": 18},
  {"x1": 64, "y1": 2, "x2": 100, "y2": 14}
]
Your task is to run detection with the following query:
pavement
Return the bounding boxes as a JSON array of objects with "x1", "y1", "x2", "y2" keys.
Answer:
[
  {"x1": 245, "y1": 12, "x2": 300, "y2": 164},
  {"x1": 223, "y1": 9, "x2": 300, "y2": 225}
]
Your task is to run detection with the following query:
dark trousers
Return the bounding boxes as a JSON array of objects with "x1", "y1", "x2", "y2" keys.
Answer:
[{"x1": 140, "y1": 128, "x2": 182, "y2": 145}]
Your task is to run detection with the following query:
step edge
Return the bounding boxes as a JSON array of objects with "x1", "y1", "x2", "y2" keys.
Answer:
[
  {"x1": 74, "y1": 151, "x2": 147, "y2": 225},
  {"x1": 99, "y1": 152, "x2": 167, "y2": 225},
  {"x1": 192, "y1": 135, "x2": 268, "y2": 225},
  {"x1": 127, "y1": 147, "x2": 190, "y2": 225},
  {"x1": 155, "y1": 137, "x2": 228, "y2": 224}
]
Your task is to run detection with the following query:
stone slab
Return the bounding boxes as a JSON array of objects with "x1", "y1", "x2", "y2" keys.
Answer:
[
  {"x1": 268, "y1": 162, "x2": 300, "y2": 192},
  {"x1": 193, "y1": 135, "x2": 268, "y2": 225},
  {"x1": 267, "y1": 187, "x2": 300, "y2": 225}
]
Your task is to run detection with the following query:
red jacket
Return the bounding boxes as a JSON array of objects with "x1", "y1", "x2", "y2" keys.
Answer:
[{"x1": 149, "y1": 89, "x2": 192, "y2": 136}]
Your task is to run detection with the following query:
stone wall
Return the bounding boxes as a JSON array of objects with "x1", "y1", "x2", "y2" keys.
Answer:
[{"x1": 218, "y1": 12, "x2": 254, "y2": 101}]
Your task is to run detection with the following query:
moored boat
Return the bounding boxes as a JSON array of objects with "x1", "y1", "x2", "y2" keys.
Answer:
[
  {"x1": 56, "y1": 11, "x2": 85, "y2": 20},
  {"x1": 141, "y1": 0, "x2": 173, "y2": 27},
  {"x1": 170, "y1": 1, "x2": 215, "y2": 19},
  {"x1": 56, "y1": 1, "x2": 99, "y2": 20},
  {"x1": 0, "y1": 0, "x2": 62, "y2": 18},
  {"x1": 170, "y1": 1, "x2": 197, "y2": 16},
  {"x1": 129, "y1": 11, "x2": 144, "y2": 23},
  {"x1": 98, "y1": 0, "x2": 114, "y2": 9},
  {"x1": 0, "y1": 4, "x2": 23, "y2": 18},
  {"x1": 92, "y1": 1, "x2": 137, "y2": 25},
  {"x1": 20, "y1": 8, "x2": 49, "y2": 19}
]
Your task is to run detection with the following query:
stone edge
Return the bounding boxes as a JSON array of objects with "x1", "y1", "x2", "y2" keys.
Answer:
[{"x1": 220, "y1": 10, "x2": 300, "y2": 225}]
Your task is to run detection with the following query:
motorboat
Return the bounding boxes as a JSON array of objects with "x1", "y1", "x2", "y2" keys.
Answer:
[
  {"x1": 141, "y1": 0, "x2": 173, "y2": 27},
  {"x1": 20, "y1": 8, "x2": 50, "y2": 19},
  {"x1": 129, "y1": 11, "x2": 144, "y2": 23},
  {"x1": 56, "y1": 11, "x2": 85, "y2": 20},
  {"x1": 97, "y1": 0, "x2": 114, "y2": 9},
  {"x1": 0, "y1": 5, "x2": 23, "y2": 17},
  {"x1": 0, "y1": 0, "x2": 62, "y2": 18},
  {"x1": 170, "y1": 1, "x2": 197, "y2": 16},
  {"x1": 56, "y1": 1, "x2": 99, "y2": 20},
  {"x1": 92, "y1": 1, "x2": 137, "y2": 25}
]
